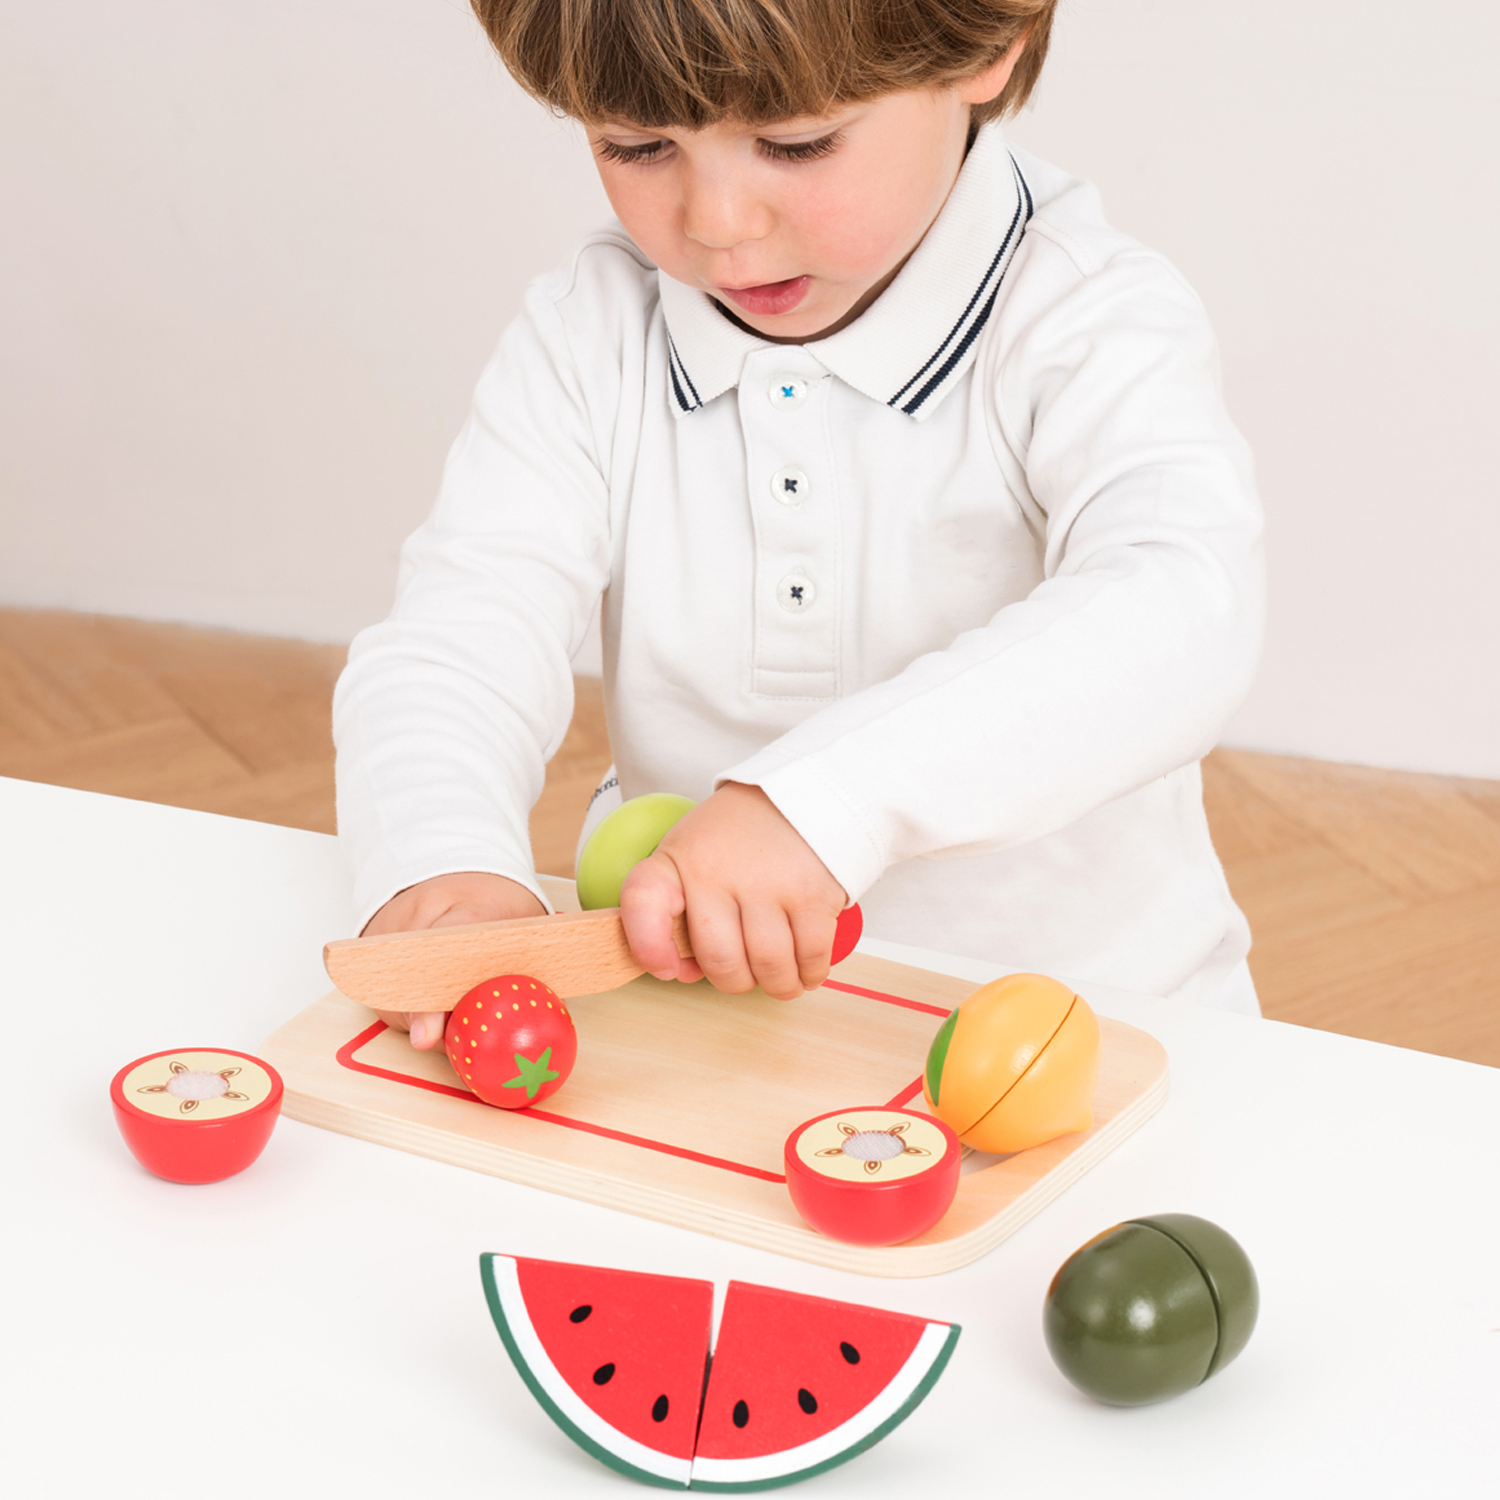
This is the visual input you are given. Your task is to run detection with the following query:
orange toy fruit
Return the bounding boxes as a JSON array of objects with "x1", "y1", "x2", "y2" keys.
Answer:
[{"x1": 921, "y1": 973, "x2": 1100, "y2": 1154}]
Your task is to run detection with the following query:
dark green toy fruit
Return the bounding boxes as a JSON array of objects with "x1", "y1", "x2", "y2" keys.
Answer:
[{"x1": 1043, "y1": 1213, "x2": 1258, "y2": 1405}]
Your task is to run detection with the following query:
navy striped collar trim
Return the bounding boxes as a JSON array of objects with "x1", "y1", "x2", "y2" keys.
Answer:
[
  {"x1": 887, "y1": 156, "x2": 1033, "y2": 417},
  {"x1": 666, "y1": 332, "x2": 702, "y2": 414}
]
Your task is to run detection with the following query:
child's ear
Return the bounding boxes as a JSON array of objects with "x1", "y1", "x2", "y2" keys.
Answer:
[{"x1": 957, "y1": 34, "x2": 1030, "y2": 106}]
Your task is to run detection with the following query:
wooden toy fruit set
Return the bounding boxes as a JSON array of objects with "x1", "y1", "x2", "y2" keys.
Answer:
[
  {"x1": 103, "y1": 791, "x2": 1251, "y2": 1490},
  {"x1": 262, "y1": 876, "x2": 1169, "y2": 1275},
  {"x1": 101, "y1": 782, "x2": 1249, "y2": 1488}
]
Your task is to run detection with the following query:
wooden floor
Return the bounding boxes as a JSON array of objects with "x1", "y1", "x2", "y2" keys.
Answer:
[{"x1": 3, "y1": 607, "x2": 1496, "y2": 1068}]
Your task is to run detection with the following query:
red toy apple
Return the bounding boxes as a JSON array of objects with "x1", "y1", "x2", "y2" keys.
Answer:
[
  {"x1": 111, "y1": 1048, "x2": 284, "y2": 1184},
  {"x1": 445, "y1": 974, "x2": 578, "y2": 1109}
]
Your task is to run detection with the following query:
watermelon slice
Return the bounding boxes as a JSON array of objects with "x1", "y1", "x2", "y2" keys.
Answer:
[
  {"x1": 691, "y1": 1281, "x2": 959, "y2": 1491},
  {"x1": 481, "y1": 1254, "x2": 713, "y2": 1488},
  {"x1": 480, "y1": 1255, "x2": 959, "y2": 1491}
]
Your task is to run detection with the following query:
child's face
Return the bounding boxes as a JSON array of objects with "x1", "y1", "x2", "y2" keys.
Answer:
[{"x1": 586, "y1": 54, "x2": 1021, "y2": 343}]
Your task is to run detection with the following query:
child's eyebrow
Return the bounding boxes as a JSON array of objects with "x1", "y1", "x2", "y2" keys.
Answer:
[
  {"x1": 589, "y1": 118, "x2": 659, "y2": 134},
  {"x1": 591, "y1": 113, "x2": 851, "y2": 141},
  {"x1": 758, "y1": 120, "x2": 847, "y2": 137}
]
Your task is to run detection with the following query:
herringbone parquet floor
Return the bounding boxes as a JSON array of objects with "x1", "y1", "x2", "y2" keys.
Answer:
[{"x1": 3, "y1": 607, "x2": 1496, "y2": 1066}]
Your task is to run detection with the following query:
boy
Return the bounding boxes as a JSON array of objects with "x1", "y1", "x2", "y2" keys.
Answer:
[{"x1": 334, "y1": 0, "x2": 1263, "y2": 1048}]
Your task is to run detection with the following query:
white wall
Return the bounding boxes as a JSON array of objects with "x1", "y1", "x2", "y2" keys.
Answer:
[
  {"x1": 0, "y1": 2, "x2": 611, "y2": 648},
  {"x1": 1008, "y1": 1, "x2": 1500, "y2": 777},
  {"x1": 3, "y1": 2, "x2": 1496, "y2": 773}
]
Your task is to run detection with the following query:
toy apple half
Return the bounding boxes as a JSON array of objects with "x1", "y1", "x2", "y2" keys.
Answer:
[
  {"x1": 785, "y1": 1107, "x2": 961, "y2": 1246},
  {"x1": 111, "y1": 1048, "x2": 283, "y2": 1184}
]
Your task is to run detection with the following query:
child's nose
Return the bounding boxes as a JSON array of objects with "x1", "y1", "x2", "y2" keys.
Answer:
[{"x1": 680, "y1": 171, "x2": 774, "y2": 251}]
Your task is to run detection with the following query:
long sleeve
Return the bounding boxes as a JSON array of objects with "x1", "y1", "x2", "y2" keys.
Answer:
[{"x1": 332, "y1": 250, "x2": 631, "y2": 928}]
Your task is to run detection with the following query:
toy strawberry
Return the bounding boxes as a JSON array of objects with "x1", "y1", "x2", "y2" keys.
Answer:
[{"x1": 444, "y1": 974, "x2": 578, "y2": 1109}]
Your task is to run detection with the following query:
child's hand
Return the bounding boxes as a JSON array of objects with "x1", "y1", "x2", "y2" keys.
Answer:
[
  {"x1": 620, "y1": 783, "x2": 847, "y2": 1001},
  {"x1": 362, "y1": 872, "x2": 546, "y2": 1048}
]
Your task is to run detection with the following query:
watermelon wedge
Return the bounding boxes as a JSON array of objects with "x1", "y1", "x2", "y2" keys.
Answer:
[
  {"x1": 691, "y1": 1281, "x2": 960, "y2": 1491},
  {"x1": 480, "y1": 1254, "x2": 959, "y2": 1491},
  {"x1": 481, "y1": 1254, "x2": 713, "y2": 1488}
]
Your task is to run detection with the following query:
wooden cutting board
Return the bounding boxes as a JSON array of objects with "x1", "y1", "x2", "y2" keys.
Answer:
[{"x1": 263, "y1": 887, "x2": 1168, "y2": 1277}]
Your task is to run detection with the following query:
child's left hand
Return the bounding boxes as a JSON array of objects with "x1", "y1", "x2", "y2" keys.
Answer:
[{"x1": 619, "y1": 783, "x2": 848, "y2": 1000}]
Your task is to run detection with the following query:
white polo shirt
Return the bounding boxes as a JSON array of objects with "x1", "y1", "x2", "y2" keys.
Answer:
[{"x1": 334, "y1": 124, "x2": 1264, "y2": 1011}]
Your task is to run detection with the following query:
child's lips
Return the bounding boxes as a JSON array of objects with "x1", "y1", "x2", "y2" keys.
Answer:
[{"x1": 716, "y1": 276, "x2": 810, "y2": 317}]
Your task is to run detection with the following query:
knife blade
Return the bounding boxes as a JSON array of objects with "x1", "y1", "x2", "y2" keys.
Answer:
[{"x1": 323, "y1": 907, "x2": 692, "y2": 1012}]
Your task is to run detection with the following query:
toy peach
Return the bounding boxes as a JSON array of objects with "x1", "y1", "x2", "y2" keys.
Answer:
[
  {"x1": 784, "y1": 1107, "x2": 960, "y2": 1245},
  {"x1": 921, "y1": 973, "x2": 1100, "y2": 1154},
  {"x1": 111, "y1": 1048, "x2": 283, "y2": 1183}
]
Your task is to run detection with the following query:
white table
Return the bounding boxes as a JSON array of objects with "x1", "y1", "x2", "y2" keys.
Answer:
[{"x1": 4, "y1": 776, "x2": 1497, "y2": 1498}]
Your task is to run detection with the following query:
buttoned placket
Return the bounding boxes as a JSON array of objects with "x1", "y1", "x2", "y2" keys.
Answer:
[{"x1": 739, "y1": 350, "x2": 839, "y2": 698}]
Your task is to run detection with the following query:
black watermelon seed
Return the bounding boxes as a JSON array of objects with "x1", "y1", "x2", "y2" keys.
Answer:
[
  {"x1": 732, "y1": 1400, "x2": 750, "y2": 1429},
  {"x1": 593, "y1": 1363, "x2": 616, "y2": 1385},
  {"x1": 652, "y1": 1394, "x2": 669, "y2": 1423},
  {"x1": 798, "y1": 1388, "x2": 818, "y2": 1415},
  {"x1": 840, "y1": 1342, "x2": 860, "y2": 1364},
  {"x1": 569, "y1": 1305, "x2": 592, "y2": 1323}
]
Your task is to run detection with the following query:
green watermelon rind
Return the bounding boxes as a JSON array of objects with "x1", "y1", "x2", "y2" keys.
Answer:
[
  {"x1": 688, "y1": 1319, "x2": 962, "y2": 1492},
  {"x1": 480, "y1": 1253, "x2": 692, "y2": 1490}
]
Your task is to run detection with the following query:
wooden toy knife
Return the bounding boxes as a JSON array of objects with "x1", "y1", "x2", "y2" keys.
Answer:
[{"x1": 323, "y1": 908, "x2": 693, "y2": 1012}]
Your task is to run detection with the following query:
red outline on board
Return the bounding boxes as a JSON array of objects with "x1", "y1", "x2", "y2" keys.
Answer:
[
  {"x1": 820, "y1": 979, "x2": 952, "y2": 1018},
  {"x1": 333, "y1": 977, "x2": 953, "y2": 1185}
]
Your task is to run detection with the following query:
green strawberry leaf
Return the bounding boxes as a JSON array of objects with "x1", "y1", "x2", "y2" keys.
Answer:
[{"x1": 503, "y1": 1048, "x2": 560, "y2": 1101}]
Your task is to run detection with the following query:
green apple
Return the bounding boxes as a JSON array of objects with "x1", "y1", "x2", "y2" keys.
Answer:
[{"x1": 576, "y1": 793, "x2": 698, "y2": 910}]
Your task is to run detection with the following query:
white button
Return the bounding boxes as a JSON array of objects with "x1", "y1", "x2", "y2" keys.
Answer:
[
  {"x1": 771, "y1": 466, "x2": 810, "y2": 505},
  {"x1": 777, "y1": 574, "x2": 816, "y2": 612},
  {"x1": 768, "y1": 376, "x2": 810, "y2": 411}
]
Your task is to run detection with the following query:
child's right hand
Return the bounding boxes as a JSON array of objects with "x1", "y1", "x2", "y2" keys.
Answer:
[
  {"x1": 361, "y1": 872, "x2": 546, "y2": 1048},
  {"x1": 620, "y1": 783, "x2": 847, "y2": 1001}
]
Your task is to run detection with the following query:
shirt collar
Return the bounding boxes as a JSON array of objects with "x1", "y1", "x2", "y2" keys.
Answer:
[{"x1": 657, "y1": 123, "x2": 1032, "y2": 422}]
